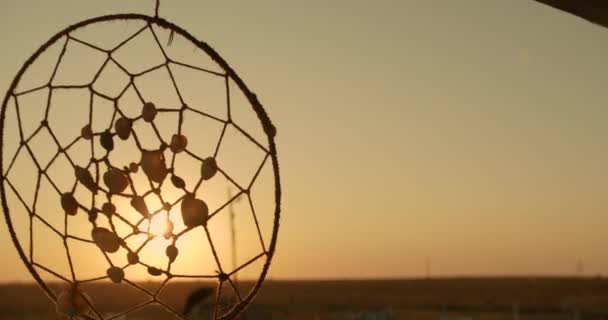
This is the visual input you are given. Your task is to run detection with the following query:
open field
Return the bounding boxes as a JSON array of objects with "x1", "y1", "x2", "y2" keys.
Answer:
[{"x1": 1, "y1": 278, "x2": 608, "y2": 319}]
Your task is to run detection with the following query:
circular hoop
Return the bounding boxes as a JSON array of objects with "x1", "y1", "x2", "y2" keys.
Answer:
[{"x1": 0, "y1": 14, "x2": 281, "y2": 320}]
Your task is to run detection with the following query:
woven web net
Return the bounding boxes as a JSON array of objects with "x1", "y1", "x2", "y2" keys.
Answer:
[{"x1": 1, "y1": 16, "x2": 278, "y2": 320}]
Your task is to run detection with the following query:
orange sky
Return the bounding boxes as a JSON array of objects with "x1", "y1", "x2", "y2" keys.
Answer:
[{"x1": 0, "y1": 0, "x2": 607, "y2": 282}]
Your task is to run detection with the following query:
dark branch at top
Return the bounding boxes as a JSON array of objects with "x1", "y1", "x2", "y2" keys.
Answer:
[{"x1": 534, "y1": 0, "x2": 608, "y2": 29}]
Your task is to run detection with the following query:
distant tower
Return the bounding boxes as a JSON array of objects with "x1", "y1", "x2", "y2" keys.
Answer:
[
  {"x1": 576, "y1": 259, "x2": 584, "y2": 277},
  {"x1": 228, "y1": 188, "x2": 242, "y2": 283}
]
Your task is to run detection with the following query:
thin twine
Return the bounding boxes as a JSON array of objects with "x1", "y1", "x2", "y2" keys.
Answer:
[{"x1": 1, "y1": 14, "x2": 281, "y2": 320}]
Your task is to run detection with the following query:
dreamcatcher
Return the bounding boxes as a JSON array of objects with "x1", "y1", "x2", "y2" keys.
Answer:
[{"x1": 0, "y1": 1, "x2": 281, "y2": 319}]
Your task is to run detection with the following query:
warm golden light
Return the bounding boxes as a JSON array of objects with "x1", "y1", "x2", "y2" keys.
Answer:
[{"x1": 140, "y1": 211, "x2": 173, "y2": 238}]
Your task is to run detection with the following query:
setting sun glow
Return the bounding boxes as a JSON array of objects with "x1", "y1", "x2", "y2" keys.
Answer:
[{"x1": 140, "y1": 211, "x2": 172, "y2": 238}]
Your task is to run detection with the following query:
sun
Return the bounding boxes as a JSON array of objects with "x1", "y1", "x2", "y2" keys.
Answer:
[{"x1": 140, "y1": 211, "x2": 173, "y2": 238}]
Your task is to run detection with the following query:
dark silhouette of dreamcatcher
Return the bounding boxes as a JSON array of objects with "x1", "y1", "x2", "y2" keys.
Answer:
[{"x1": 0, "y1": 1, "x2": 281, "y2": 319}]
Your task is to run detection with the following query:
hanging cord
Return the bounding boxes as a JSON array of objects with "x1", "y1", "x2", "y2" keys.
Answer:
[{"x1": 155, "y1": 0, "x2": 175, "y2": 45}]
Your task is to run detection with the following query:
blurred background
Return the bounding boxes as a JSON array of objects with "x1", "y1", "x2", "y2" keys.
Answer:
[{"x1": 0, "y1": 0, "x2": 607, "y2": 319}]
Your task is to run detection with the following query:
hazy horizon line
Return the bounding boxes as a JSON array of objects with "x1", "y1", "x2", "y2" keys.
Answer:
[{"x1": 1, "y1": 274, "x2": 604, "y2": 285}]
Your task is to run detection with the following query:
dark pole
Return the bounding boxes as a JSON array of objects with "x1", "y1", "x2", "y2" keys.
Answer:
[{"x1": 228, "y1": 188, "x2": 238, "y2": 284}]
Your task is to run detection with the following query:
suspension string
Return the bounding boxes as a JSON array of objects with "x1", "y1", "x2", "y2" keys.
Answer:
[{"x1": 154, "y1": 0, "x2": 176, "y2": 46}]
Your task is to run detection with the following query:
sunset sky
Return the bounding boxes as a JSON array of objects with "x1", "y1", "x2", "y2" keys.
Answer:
[{"x1": 0, "y1": 0, "x2": 607, "y2": 282}]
